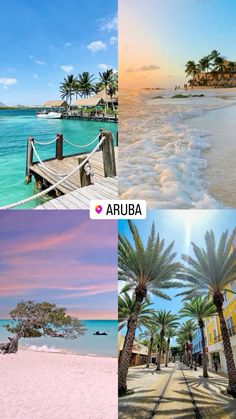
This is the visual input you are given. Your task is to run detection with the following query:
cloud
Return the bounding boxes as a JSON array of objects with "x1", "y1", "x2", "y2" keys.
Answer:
[
  {"x1": 35, "y1": 60, "x2": 46, "y2": 66},
  {"x1": 32, "y1": 73, "x2": 38, "y2": 80},
  {"x1": 99, "y1": 14, "x2": 117, "y2": 31},
  {"x1": 98, "y1": 63, "x2": 110, "y2": 71},
  {"x1": 48, "y1": 82, "x2": 54, "y2": 87},
  {"x1": 0, "y1": 77, "x2": 17, "y2": 86},
  {"x1": 64, "y1": 42, "x2": 73, "y2": 47},
  {"x1": 87, "y1": 41, "x2": 106, "y2": 53},
  {"x1": 109, "y1": 36, "x2": 117, "y2": 45},
  {"x1": 126, "y1": 64, "x2": 160, "y2": 73},
  {"x1": 60, "y1": 65, "x2": 74, "y2": 73}
]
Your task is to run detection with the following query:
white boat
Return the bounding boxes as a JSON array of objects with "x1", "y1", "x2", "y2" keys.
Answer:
[{"x1": 36, "y1": 111, "x2": 62, "y2": 119}]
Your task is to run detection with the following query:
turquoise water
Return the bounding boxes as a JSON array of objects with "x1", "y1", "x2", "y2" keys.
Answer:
[
  {"x1": 0, "y1": 109, "x2": 117, "y2": 208},
  {"x1": 0, "y1": 319, "x2": 117, "y2": 358}
]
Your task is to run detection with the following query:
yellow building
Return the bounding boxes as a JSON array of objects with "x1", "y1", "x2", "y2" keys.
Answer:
[{"x1": 205, "y1": 280, "x2": 236, "y2": 373}]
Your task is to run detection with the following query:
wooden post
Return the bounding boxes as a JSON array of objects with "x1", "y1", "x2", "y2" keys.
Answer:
[
  {"x1": 78, "y1": 157, "x2": 93, "y2": 187},
  {"x1": 116, "y1": 132, "x2": 118, "y2": 146},
  {"x1": 25, "y1": 137, "x2": 34, "y2": 183},
  {"x1": 100, "y1": 130, "x2": 117, "y2": 178},
  {"x1": 56, "y1": 134, "x2": 63, "y2": 160}
]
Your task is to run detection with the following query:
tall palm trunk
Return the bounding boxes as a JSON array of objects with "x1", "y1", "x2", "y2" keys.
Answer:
[
  {"x1": 156, "y1": 348, "x2": 161, "y2": 371},
  {"x1": 165, "y1": 338, "x2": 170, "y2": 367},
  {"x1": 118, "y1": 286, "x2": 146, "y2": 396},
  {"x1": 214, "y1": 293, "x2": 236, "y2": 397},
  {"x1": 146, "y1": 335, "x2": 153, "y2": 368},
  {"x1": 199, "y1": 320, "x2": 208, "y2": 378},
  {"x1": 104, "y1": 84, "x2": 108, "y2": 116}
]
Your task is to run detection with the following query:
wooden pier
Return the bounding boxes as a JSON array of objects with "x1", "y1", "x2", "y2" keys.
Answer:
[{"x1": 25, "y1": 129, "x2": 118, "y2": 209}]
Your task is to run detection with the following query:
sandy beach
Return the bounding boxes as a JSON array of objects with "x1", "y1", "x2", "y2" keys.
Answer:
[{"x1": 0, "y1": 349, "x2": 117, "y2": 419}]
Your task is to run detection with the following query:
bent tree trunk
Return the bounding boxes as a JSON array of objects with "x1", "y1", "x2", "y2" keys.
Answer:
[
  {"x1": 118, "y1": 287, "x2": 146, "y2": 396},
  {"x1": 146, "y1": 335, "x2": 153, "y2": 368},
  {"x1": 215, "y1": 294, "x2": 236, "y2": 397},
  {"x1": 1, "y1": 336, "x2": 19, "y2": 354},
  {"x1": 199, "y1": 320, "x2": 208, "y2": 378}
]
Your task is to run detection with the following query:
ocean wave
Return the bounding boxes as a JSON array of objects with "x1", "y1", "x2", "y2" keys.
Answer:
[
  {"x1": 119, "y1": 93, "x2": 230, "y2": 208},
  {"x1": 24, "y1": 344, "x2": 64, "y2": 353}
]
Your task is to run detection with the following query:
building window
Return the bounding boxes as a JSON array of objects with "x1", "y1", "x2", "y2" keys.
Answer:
[
  {"x1": 223, "y1": 290, "x2": 228, "y2": 303},
  {"x1": 226, "y1": 316, "x2": 234, "y2": 336},
  {"x1": 231, "y1": 281, "x2": 236, "y2": 293}
]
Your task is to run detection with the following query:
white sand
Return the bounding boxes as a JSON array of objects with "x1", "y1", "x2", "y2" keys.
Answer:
[{"x1": 0, "y1": 349, "x2": 117, "y2": 419}]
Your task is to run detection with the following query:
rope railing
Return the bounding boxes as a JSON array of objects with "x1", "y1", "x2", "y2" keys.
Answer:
[
  {"x1": 34, "y1": 136, "x2": 59, "y2": 146},
  {"x1": 63, "y1": 135, "x2": 99, "y2": 149},
  {"x1": 0, "y1": 136, "x2": 105, "y2": 210},
  {"x1": 33, "y1": 134, "x2": 100, "y2": 149},
  {"x1": 32, "y1": 142, "x2": 71, "y2": 177}
]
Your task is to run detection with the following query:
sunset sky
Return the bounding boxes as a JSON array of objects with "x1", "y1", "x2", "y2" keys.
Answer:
[
  {"x1": 119, "y1": 0, "x2": 236, "y2": 89},
  {"x1": 0, "y1": 212, "x2": 117, "y2": 320}
]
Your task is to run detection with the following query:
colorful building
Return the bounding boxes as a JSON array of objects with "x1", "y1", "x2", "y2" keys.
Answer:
[
  {"x1": 205, "y1": 280, "x2": 236, "y2": 373},
  {"x1": 192, "y1": 327, "x2": 203, "y2": 366},
  {"x1": 118, "y1": 334, "x2": 148, "y2": 366}
]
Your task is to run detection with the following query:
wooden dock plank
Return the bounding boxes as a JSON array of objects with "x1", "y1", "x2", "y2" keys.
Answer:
[
  {"x1": 30, "y1": 148, "x2": 117, "y2": 195},
  {"x1": 35, "y1": 177, "x2": 118, "y2": 209}
]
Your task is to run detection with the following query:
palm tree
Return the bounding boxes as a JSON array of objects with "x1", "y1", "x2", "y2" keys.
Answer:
[
  {"x1": 154, "y1": 310, "x2": 179, "y2": 370},
  {"x1": 76, "y1": 72, "x2": 96, "y2": 98},
  {"x1": 198, "y1": 56, "x2": 212, "y2": 85},
  {"x1": 180, "y1": 296, "x2": 217, "y2": 377},
  {"x1": 165, "y1": 327, "x2": 177, "y2": 367},
  {"x1": 118, "y1": 220, "x2": 181, "y2": 396},
  {"x1": 178, "y1": 320, "x2": 197, "y2": 368},
  {"x1": 60, "y1": 74, "x2": 77, "y2": 110},
  {"x1": 185, "y1": 60, "x2": 199, "y2": 85},
  {"x1": 209, "y1": 50, "x2": 221, "y2": 62},
  {"x1": 178, "y1": 229, "x2": 236, "y2": 396},
  {"x1": 214, "y1": 56, "x2": 227, "y2": 83},
  {"x1": 99, "y1": 69, "x2": 114, "y2": 115},
  {"x1": 118, "y1": 291, "x2": 155, "y2": 332},
  {"x1": 107, "y1": 73, "x2": 118, "y2": 112},
  {"x1": 139, "y1": 320, "x2": 159, "y2": 368}
]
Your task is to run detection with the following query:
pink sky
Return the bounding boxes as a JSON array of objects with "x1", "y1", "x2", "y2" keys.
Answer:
[{"x1": 0, "y1": 211, "x2": 117, "y2": 320}]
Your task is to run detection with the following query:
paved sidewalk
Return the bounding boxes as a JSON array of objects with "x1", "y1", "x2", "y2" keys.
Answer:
[{"x1": 119, "y1": 362, "x2": 236, "y2": 419}]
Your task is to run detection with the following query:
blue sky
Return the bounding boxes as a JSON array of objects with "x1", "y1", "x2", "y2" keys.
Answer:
[
  {"x1": 119, "y1": 210, "x2": 236, "y2": 317},
  {"x1": 0, "y1": 0, "x2": 117, "y2": 105}
]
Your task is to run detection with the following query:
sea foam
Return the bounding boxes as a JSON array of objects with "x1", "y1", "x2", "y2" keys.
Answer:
[{"x1": 119, "y1": 89, "x2": 236, "y2": 208}]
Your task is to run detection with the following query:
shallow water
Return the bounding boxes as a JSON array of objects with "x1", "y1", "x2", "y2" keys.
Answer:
[
  {"x1": 119, "y1": 88, "x2": 236, "y2": 208},
  {"x1": 0, "y1": 109, "x2": 117, "y2": 208},
  {"x1": 188, "y1": 105, "x2": 236, "y2": 207},
  {"x1": 0, "y1": 319, "x2": 117, "y2": 357}
]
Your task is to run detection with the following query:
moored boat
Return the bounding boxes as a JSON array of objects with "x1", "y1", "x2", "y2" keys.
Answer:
[{"x1": 36, "y1": 111, "x2": 62, "y2": 119}]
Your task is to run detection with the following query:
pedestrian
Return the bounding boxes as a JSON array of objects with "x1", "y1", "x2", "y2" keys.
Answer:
[{"x1": 213, "y1": 360, "x2": 218, "y2": 373}]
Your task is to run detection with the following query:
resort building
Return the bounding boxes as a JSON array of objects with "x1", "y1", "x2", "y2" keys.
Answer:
[
  {"x1": 192, "y1": 327, "x2": 203, "y2": 366},
  {"x1": 73, "y1": 89, "x2": 118, "y2": 110},
  {"x1": 205, "y1": 280, "x2": 236, "y2": 373},
  {"x1": 43, "y1": 100, "x2": 68, "y2": 110},
  {"x1": 118, "y1": 334, "x2": 148, "y2": 366}
]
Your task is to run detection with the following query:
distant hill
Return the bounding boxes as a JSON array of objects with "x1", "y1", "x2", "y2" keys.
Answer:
[{"x1": 0, "y1": 102, "x2": 6, "y2": 107}]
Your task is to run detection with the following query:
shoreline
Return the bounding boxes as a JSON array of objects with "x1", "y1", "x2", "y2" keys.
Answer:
[{"x1": 19, "y1": 344, "x2": 117, "y2": 359}]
